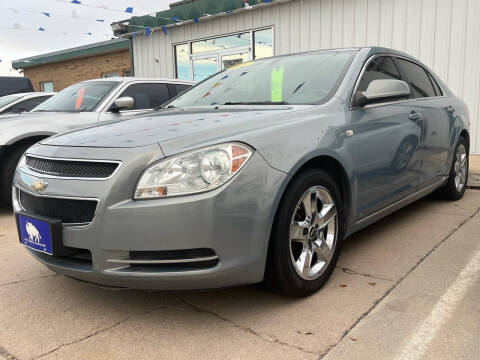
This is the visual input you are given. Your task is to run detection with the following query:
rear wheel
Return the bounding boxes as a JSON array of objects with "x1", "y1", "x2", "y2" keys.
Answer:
[
  {"x1": 435, "y1": 136, "x2": 468, "y2": 200},
  {"x1": 0, "y1": 143, "x2": 35, "y2": 205},
  {"x1": 265, "y1": 169, "x2": 345, "y2": 297}
]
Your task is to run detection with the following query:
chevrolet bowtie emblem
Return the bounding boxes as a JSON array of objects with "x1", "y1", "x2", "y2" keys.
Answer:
[{"x1": 31, "y1": 179, "x2": 48, "y2": 193}]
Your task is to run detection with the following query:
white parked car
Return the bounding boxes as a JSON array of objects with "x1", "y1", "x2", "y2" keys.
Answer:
[{"x1": 0, "y1": 77, "x2": 194, "y2": 204}]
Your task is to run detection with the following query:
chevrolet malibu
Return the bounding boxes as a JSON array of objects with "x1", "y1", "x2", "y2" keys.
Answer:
[{"x1": 13, "y1": 47, "x2": 470, "y2": 296}]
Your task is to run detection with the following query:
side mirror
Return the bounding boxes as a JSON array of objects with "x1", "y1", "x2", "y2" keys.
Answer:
[
  {"x1": 111, "y1": 96, "x2": 134, "y2": 112},
  {"x1": 356, "y1": 79, "x2": 411, "y2": 107}
]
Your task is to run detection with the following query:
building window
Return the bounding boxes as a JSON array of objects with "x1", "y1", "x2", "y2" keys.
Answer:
[
  {"x1": 102, "y1": 72, "x2": 121, "y2": 78},
  {"x1": 175, "y1": 43, "x2": 190, "y2": 80},
  {"x1": 40, "y1": 81, "x2": 54, "y2": 92},
  {"x1": 192, "y1": 32, "x2": 250, "y2": 54},
  {"x1": 174, "y1": 27, "x2": 273, "y2": 81}
]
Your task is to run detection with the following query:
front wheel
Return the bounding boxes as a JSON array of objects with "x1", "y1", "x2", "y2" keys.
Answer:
[{"x1": 265, "y1": 169, "x2": 345, "y2": 297}]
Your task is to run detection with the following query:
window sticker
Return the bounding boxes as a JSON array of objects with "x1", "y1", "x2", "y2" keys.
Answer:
[
  {"x1": 75, "y1": 88, "x2": 85, "y2": 109},
  {"x1": 271, "y1": 65, "x2": 284, "y2": 102}
]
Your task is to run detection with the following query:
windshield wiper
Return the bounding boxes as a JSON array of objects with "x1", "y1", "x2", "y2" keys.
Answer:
[{"x1": 221, "y1": 101, "x2": 290, "y2": 105}]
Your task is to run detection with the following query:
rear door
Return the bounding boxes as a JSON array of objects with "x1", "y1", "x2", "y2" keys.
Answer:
[
  {"x1": 99, "y1": 82, "x2": 171, "y2": 121},
  {"x1": 348, "y1": 56, "x2": 423, "y2": 220},
  {"x1": 394, "y1": 58, "x2": 453, "y2": 188}
]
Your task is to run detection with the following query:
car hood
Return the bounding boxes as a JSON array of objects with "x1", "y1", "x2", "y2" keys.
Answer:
[{"x1": 41, "y1": 105, "x2": 314, "y2": 153}]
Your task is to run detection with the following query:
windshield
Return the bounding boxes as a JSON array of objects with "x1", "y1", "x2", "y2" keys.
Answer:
[
  {"x1": 168, "y1": 51, "x2": 355, "y2": 107},
  {"x1": 0, "y1": 94, "x2": 23, "y2": 108},
  {"x1": 33, "y1": 81, "x2": 118, "y2": 112}
]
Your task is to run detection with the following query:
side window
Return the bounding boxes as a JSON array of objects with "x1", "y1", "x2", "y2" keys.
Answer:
[
  {"x1": 395, "y1": 59, "x2": 436, "y2": 98},
  {"x1": 115, "y1": 83, "x2": 170, "y2": 110},
  {"x1": 168, "y1": 83, "x2": 192, "y2": 97},
  {"x1": 3, "y1": 96, "x2": 50, "y2": 113},
  {"x1": 357, "y1": 56, "x2": 402, "y2": 93}
]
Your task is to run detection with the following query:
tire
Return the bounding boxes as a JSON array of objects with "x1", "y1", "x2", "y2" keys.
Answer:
[
  {"x1": 0, "y1": 143, "x2": 35, "y2": 206},
  {"x1": 264, "y1": 169, "x2": 346, "y2": 297},
  {"x1": 435, "y1": 136, "x2": 469, "y2": 201}
]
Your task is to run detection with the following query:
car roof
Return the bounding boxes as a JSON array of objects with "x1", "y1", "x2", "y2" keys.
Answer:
[{"x1": 80, "y1": 77, "x2": 195, "y2": 85}]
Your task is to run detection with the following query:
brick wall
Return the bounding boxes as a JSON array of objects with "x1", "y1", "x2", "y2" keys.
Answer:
[{"x1": 24, "y1": 49, "x2": 131, "y2": 92}]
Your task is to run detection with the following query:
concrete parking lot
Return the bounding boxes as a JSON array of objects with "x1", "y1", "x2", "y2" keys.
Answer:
[{"x1": 1, "y1": 160, "x2": 479, "y2": 360}]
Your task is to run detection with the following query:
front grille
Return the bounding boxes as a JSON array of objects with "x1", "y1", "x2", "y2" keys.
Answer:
[
  {"x1": 25, "y1": 156, "x2": 119, "y2": 179},
  {"x1": 19, "y1": 190, "x2": 97, "y2": 224}
]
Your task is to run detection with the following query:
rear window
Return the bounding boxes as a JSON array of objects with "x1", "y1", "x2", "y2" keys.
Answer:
[{"x1": 395, "y1": 59, "x2": 436, "y2": 98}]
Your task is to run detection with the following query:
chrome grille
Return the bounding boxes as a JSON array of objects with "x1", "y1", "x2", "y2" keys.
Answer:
[
  {"x1": 19, "y1": 190, "x2": 97, "y2": 224},
  {"x1": 25, "y1": 156, "x2": 119, "y2": 179}
]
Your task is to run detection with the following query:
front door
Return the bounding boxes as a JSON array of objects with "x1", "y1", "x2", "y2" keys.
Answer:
[{"x1": 348, "y1": 56, "x2": 422, "y2": 220}]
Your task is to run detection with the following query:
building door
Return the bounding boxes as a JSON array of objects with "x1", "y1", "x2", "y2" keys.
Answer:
[{"x1": 191, "y1": 46, "x2": 251, "y2": 82}]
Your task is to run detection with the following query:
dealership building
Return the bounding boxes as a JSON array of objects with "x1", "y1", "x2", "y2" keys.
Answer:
[{"x1": 110, "y1": 0, "x2": 477, "y2": 153}]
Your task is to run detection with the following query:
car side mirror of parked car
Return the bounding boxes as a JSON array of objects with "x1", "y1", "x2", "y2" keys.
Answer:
[
  {"x1": 111, "y1": 97, "x2": 134, "y2": 112},
  {"x1": 356, "y1": 79, "x2": 411, "y2": 107}
]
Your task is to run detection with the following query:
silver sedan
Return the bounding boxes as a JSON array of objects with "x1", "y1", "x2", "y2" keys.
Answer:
[{"x1": 13, "y1": 47, "x2": 470, "y2": 296}]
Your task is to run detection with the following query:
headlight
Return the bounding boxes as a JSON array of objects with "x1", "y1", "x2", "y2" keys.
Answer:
[{"x1": 134, "y1": 143, "x2": 253, "y2": 199}]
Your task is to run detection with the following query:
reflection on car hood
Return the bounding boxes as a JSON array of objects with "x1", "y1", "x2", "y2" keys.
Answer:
[{"x1": 42, "y1": 106, "x2": 310, "y2": 151}]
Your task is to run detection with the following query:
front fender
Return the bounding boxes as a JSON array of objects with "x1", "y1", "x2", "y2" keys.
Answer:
[{"x1": 4, "y1": 131, "x2": 56, "y2": 146}]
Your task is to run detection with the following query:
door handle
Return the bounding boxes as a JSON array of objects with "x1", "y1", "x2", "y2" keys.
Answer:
[
  {"x1": 409, "y1": 112, "x2": 422, "y2": 121},
  {"x1": 448, "y1": 105, "x2": 456, "y2": 113}
]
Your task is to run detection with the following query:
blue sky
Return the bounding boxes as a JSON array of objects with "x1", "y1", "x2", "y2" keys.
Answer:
[{"x1": 0, "y1": 0, "x2": 172, "y2": 75}]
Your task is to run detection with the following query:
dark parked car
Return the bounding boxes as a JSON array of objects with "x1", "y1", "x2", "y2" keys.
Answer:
[
  {"x1": 13, "y1": 48, "x2": 469, "y2": 296},
  {"x1": 0, "y1": 77, "x2": 34, "y2": 96},
  {"x1": 0, "y1": 92, "x2": 55, "y2": 114}
]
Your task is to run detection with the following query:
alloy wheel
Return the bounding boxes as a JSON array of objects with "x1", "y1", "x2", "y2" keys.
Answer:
[
  {"x1": 289, "y1": 186, "x2": 338, "y2": 280},
  {"x1": 454, "y1": 144, "x2": 467, "y2": 192}
]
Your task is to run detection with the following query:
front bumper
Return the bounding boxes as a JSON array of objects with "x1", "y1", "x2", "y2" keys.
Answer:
[{"x1": 13, "y1": 144, "x2": 288, "y2": 290}]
